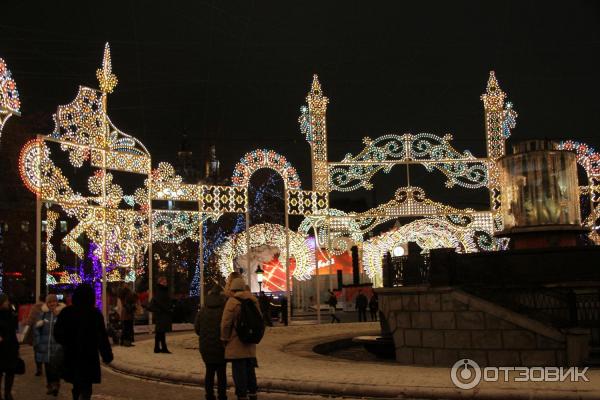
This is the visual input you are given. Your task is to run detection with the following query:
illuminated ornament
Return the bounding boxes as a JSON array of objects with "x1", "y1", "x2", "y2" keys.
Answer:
[
  {"x1": 231, "y1": 149, "x2": 301, "y2": 189},
  {"x1": 215, "y1": 223, "x2": 314, "y2": 280},
  {"x1": 96, "y1": 43, "x2": 118, "y2": 94},
  {"x1": 0, "y1": 57, "x2": 20, "y2": 134}
]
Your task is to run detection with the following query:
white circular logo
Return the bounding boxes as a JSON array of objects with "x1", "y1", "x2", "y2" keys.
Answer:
[{"x1": 451, "y1": 359, "x2": 482, "y2": 390}]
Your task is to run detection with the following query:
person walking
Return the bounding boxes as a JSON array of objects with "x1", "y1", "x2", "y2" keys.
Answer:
[
  {"x1": 368, "y1": 293, "x2": 379, "y2": 321},
  {"x1": 34, "y1": 294, "x2": 65, "y2": 396},
  {"x1": 54, "y1": 284, "x2": 113, "y2": 400},
  {"x1": 326, "y1": 290, "x2": 340, "y2": 323},
  {"x1": 221, "y1": 277, "x2": 261, "y2": 400},
  {"x1": 147, "y1": 277, "x2": 173, "y2": 353},
  {"x1": 355, "y1": 290, "x2": 368, "y2": 322},
  {"x1": 195, "y1": 285, "x2": 228, "y2": 400},
  {"x1": 24, "y1": 295, "x2": 45, "y2": 376},
  {"x1": 0, "y1": 294, "x2": 19, "y2": 400}
]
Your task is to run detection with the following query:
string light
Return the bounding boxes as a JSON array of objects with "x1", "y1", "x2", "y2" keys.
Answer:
[
  {"x1": 0, "y1": 57, "x2": 20, "y2": 134},
  {"x1": 232, "y1": 149, "x2": 301, "y2": 189}
]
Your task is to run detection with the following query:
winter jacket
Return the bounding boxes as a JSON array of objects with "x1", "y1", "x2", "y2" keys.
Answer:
[
  {"x1": 326, "y1": 294, "x2": 337, "y2": 307},
  {"x1": 147, "y1": 285, "x2": 173, "y2": 333},
  {"x1": 220, "y1": 291, "x2": 261, "y2": 360},
  {"x1": 194, "y1": 291, "x2": 227, "y2": 364},
  {"x1": 34, "y1": 303, "x2": 65, "y2": 363},
  {"x1": 23, "y1": 301, "x2": 44, "y2": 345},
  {"x1": 355, "y1": 294, "x2": 368, "y2": 310},
  {"x1": 53, "y1": 305, "x2": 113, "y2": 384},
  {"x1": 0, "y1": 309, "x2": 19, "y2": 373}
]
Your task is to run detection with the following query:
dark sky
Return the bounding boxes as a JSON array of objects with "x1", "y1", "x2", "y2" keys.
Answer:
[{"x1": 2, "y1": 1, "x2": 600, "y2": 210}]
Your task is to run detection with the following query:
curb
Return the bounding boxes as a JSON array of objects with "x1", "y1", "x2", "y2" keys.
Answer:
[{"x1": 109, "y1": 359, "x2": 599, "y2": 400}]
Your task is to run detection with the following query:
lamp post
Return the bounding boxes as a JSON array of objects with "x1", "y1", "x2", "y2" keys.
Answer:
[{"x1": 255, "y1": 264, "x2": 264, "y2": 293}]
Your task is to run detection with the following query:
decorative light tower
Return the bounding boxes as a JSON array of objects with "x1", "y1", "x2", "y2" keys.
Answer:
[
  {"x1": 481, "y1": 71, "x2": 517, "y2": 225},
  {"x1": 0, "y1": 57, "x2": 21, "y2": 136}
]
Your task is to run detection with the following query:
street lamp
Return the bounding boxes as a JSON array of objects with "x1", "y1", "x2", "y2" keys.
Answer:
[{"x1": 255, "y1": 264, "x2": 264, "y2": 293}]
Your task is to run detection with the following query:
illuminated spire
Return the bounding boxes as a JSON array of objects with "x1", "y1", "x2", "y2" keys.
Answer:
[
  {"x1": 481, "y1": 71, "x2": 506, "y2": 111},
  {"x1": 306, "y1": 74, "x2": 328, "y2": 114},
  {"x1": 96, "y1": 43, "x2": 118, "y2": 93}
]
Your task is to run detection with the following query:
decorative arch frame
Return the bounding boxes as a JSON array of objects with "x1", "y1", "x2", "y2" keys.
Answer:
[
  {"x1": 215, "y1": 223, "x2": 314, "y2": 280},
  {"x1": 231, "y1": 149, "x2": 301, "y2": 189}
]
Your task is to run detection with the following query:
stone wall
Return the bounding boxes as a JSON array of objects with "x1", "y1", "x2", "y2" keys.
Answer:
[{"x1": 377, "y1": 286, "x2": 590, "y2": 367}]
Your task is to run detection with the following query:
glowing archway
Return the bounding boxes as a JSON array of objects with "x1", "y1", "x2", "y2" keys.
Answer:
[
  {"x1": 231, "y1": 149, "x2": 301, "y2": 189},
  {"x1": 215, "y1": 223, "x2": 314, "y2": 280},
  {"x1": 362, "y1": 218, "x2": 479, "y2": 282}
]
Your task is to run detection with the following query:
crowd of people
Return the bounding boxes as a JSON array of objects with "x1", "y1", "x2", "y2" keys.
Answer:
[{"x1": 0, "y1": 275, "x2": 380, "y2": 400}]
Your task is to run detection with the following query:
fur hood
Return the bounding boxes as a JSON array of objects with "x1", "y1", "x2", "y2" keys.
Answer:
[{"x1": 41, "y1": 302, "x2": 66, "y2": 315}]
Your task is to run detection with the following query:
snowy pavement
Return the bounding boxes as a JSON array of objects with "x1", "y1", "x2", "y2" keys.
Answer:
[{"x1": 110, "y1": 322, "x2": 600, "y2": 399}]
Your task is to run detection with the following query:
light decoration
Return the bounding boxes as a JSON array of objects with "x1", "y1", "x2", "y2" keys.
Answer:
[
  {"x1": 299, "y1": 75, "x2": 329, "y2": 192},
  {"x1": 0, "y1": 57, "x2": 20, "y2": 134},
  {"x1": 481, "y1": 71, "x2": 517, "y2": 213},
  {"x1": 45, "y1": 210, "x2": 60, "y2": 271},
  {"x1": 232, "y1": 149, "x2": 301, "y2": 189},
  {"x1": 299, "y1": 208, "x2": 363, "y2": 255},
  {"x1": 558, "y1": 140, "x2": 600, "y2": 243},
  {"x1": 96, "y1": 43, "x2": 118, "y2": 94},
  {"x1": 215, "y1": 223, "x2": 314, "y2": 280},
  {"x1": 362, "y1": 218, "x2": 480, "y2": 282},
  {"x1": 328, "y1": 133, "x2": 488, "y2": 192}
]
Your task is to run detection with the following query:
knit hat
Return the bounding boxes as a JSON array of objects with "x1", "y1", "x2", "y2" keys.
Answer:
[{"x1": 229, "y1": 277, "x2": 246, "y2": 292}]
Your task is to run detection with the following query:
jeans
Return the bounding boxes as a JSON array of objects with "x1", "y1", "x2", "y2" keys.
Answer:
[
  {"x1": 154, "y1": 331, "x2": 168, "y2": 351},
  {"x1": 72, "y1": 381, "x2": 92, "y2": 400},
  {"x1": 205, "y1": 362, "x2": 227, "y2": 400},
  {"x1": 231, "y1": 358, "x2": 257, "y2": 398}
]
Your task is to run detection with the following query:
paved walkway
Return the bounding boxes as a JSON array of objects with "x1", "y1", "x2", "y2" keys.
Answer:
[{"x1": 110, "y1": 322, "x2": 600, "y2": 399}]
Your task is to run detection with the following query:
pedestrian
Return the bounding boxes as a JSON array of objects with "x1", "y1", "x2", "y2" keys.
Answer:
[
  {"x1": 24, "y1": 295, "x2": 45, "y2": 376},
  {"x1": 34, "y1": 294, "x2": 65, "y2": 396},
  {"x1": 221, "y1": 277, "x2": 261, "y2": 400},
  {"x1": 369, "y1": 293, "x2": 379, "y2": 321},
  {"x1": 355, "y1": 290, "x2": 368, "y2": 322},
  {"x1": 326, "y1": 290, "x2": 340, "y2": 323},
  {"x1": 53, "y1": 284, "x2": 113, "y2": 400},
  {"x1": 0, "y1": 294, "x2": 19, "y2": 400},
  {"x1": 117, "y1": 287, "x2": 136, "y2": 347},
  {"x1": 146, "y1": 277, "x2": 173, "y2": 353},
  {"x1": 258, "y1": 292, "x2": 272, "y2": 327},
  {"x1": 194, "y1": 285, "x2": 228, "y2": 400}
]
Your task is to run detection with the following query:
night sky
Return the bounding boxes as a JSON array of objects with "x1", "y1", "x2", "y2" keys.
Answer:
[{"x1": 2, "y1": 1, "x2": 600, "y2": 210}]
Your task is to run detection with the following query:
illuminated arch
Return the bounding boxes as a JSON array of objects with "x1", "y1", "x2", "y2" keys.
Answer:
[
  {"x1": 362, "y1": 218, "x2": 478, "y2": 282},
  {"x1": 558, "y1": 140, "x2": 600, "y2": 178},
  {"x1": 231, "y1": 149, "x2": 301, "y2": 189},
  {"x1": 215, "y1": 223, "x2": 314, "y2": 280}
]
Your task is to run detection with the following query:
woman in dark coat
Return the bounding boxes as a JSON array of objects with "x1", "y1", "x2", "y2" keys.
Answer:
[
  {"x1": 147, "y1": 277, "x2": 173, "y2": 353},
  {"x1": 54, "y1": 284, "x2": 113, "y2": 400},
  {"x1": 194, "y1": 285, "x2": 227, "y2": 400},
  {"x1": 0, "y1": 294, "x2": 18, "y2": 400}
]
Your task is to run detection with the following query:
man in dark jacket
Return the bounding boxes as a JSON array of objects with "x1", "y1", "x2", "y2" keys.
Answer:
[
  {"x1": 54, "y1": 284, "x2": 113, "y2": 400},
  {"x1": 355, "y1": 290, "x2": 368, "y2": 322},
  {"x1": 147, "y1": 277, "x2": 173, "y2": 353},
  {"x1": 0, "y1": 293, "x2": 19, "y2": 400},
  {"x1": 327, "y1": 290, "x2": 340, "y2": 323},
  {"x1": 195, "y1": 285, "x2": 227, "y2": 400}
]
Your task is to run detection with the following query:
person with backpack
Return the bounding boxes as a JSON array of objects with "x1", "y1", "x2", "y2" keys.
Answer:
[
  {"x1": 195, "y1": 285, "x2": 228, "y2": 400},
  {"x1": 220, "y1": 278, "x2": 264, "y2": 400},
  {"x1": 327, "y1": 290, "x2": 340, "y2": 323}
]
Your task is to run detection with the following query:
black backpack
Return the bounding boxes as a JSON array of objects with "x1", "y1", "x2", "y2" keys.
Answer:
[{"x1": 235, "y1": 298, "x2": 265, "y2": 344}]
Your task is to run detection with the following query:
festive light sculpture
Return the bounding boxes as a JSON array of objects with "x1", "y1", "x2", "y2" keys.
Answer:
[{"x1": 0, "y1": 57, "x2": 20, "y2": 135}]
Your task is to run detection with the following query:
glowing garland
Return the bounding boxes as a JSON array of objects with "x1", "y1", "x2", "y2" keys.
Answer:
[{"x1": 232, "y1": 149, "x2": 301, "y2": 189}]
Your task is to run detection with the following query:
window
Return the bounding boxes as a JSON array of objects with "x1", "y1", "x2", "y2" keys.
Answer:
[
  {"x1": 60, "y1": 221, "x2": 67, "y2": 233},
  {"x1": 21, "y1": 221, "x2": 30, "y2": 232}
]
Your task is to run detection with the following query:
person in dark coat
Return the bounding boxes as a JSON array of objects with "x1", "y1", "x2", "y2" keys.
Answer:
[
  {"x1": 355, "y1": 290, "x2": 368, "y2": 322},
  {"x1": 369, "y1": 293, "x2": 379, "y2": 321},
  {"x1": 54, "y1": 284, "x2": 113, "y2": 400},
  {"x1": 117, "y1": 287, "x2": 136, "y2": 347},
  {"x1": 258, "y1": 292, "x2": 272, "y2": 327},
  {"x1": 194, "y1": 285, "x2": 227, "y2": 400},
  {"x1": 0, "y1": 294, "x2": 19, "y2": 400},
  {"x1": 327, "y1": 290, "x2": 340, "y2": 323},
  {"x1": 146, "y1": 277, "x2": 173, "y2": 353}
]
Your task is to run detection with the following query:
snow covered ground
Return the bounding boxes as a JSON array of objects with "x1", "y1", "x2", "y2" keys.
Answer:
[{"x1": 111, "y1": 322, "x2": 600, "y2": 399}]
